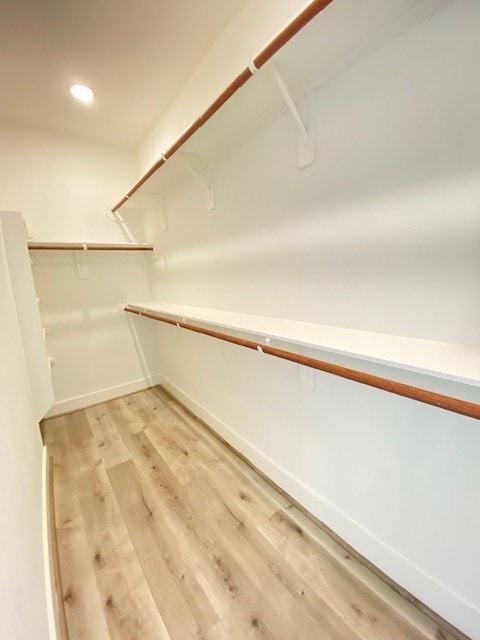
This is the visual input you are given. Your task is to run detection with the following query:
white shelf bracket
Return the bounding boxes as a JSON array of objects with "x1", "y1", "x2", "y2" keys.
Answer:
[
  {"x1": 272, "y1": 63, "x2": 315, "y2": 168},
  {"x1": 137, "y1": 190, "x2": 165, "y2": 212},
  {"x1": 159, "y1": 195, "x2": 168, "y2": 231},
  {"x1": 74, "y1": 244, "x2": 89, "y2": 279},
  {"x1": 105, "y1": 206, "x2": 124, "y2": 223},
  {"x1": 179, "y1": 152, "x2": 215, "y2": 210}
]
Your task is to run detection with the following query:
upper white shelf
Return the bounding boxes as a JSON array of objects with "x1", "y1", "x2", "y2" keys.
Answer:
[
  {"x1": 127, "y1": 301, "x2": 480, "y2": 389},
  {"x1": 114, "y1": 0, "x2": 436, "y2": 212}
]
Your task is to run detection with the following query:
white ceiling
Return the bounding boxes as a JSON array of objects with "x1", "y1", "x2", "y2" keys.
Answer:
[{"x1": 0, "y1": 0, "x2": 246, "y2": 148}]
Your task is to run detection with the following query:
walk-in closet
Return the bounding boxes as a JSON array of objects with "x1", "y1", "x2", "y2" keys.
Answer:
[{"x1": 1, "y1": 1, "x2": 479, "y2": 639}]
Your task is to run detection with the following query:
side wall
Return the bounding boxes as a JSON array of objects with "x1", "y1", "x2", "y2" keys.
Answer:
[
  {"x1": 0, "y1": 211, "x2": 54, "y2": 420},
  {"x1": 142, "y1": 1, "x2": 480, "y2": 637},
  {"x1": 0, "y1": 124, "x2": 159, "y2": 414},
  {"x1": 0, "y1": 218, "x2": 51, "y2": 640}
]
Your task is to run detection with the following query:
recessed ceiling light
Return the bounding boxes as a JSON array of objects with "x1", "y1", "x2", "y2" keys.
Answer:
[{"x1": 69, "y1": 84, "x2": 94, "y2": 104}]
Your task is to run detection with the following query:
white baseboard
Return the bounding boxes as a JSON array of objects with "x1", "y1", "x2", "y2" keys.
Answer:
[
  {"x1": 160, "y1": 376, "x2": 480, "y2": 640},
  {"x1": 42, "y1": 446, "x2": 58, "y2": 640},
  {"x1": 45, "y1": 375, "x2": 161, "y2": 418}
]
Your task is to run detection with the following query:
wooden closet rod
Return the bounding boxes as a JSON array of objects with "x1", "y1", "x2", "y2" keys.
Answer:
[
  {"x1": 111, "y1": 0, "x2": 335, "y2": 212},
  {"x1": 125, "y1": 307, "x2": 480, "y2": 421},
  {"x1": 28, "y1": 243, "x2": 153, "y2": 251}
]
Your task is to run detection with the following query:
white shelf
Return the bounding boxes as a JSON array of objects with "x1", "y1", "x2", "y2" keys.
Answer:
[
  {"x1": 121, "y1": 0, "x2": 435, "y2": 210},
  {"x1": 127, "y1": 301, "x2": 480, "y2": 389}
]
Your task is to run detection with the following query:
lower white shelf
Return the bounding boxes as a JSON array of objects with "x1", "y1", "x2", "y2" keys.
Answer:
[{"x1": 127, "y1": 301, "x2": 480, "y2": 389}]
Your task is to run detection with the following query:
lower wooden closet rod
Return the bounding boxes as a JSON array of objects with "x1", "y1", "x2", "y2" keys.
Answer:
[{"x1": 125, "y1": 307, "x2": 480, "y2": 421}]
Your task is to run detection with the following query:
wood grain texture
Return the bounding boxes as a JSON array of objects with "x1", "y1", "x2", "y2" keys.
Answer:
[
  {"x1": 253, "y1": 0, "x2": 335, "y2": 69},
  {"x1": 152, "y1": 386, "x2": 472, "y2": 640},
  {"x1": 125, "y1": 307, "x2": 480, "y2": 421},
  {"x1": 28, "y1": 243, "x2": 153, "y2": 251},
  {"x1": 42, "y1": 388, "x2": 470, "y2": 640},
  {"x1": 125, "y1": 158, "x2": 165, "y2": 198},
  {"x1": 57, "y1": 518, "x2": 111, "y2": 640},
  {"x1": 164, "y1": 68, "x2": 253, "y2": 160},
  {"x1": 47, "y1": 454, "x2": 70, "y2": 640}
]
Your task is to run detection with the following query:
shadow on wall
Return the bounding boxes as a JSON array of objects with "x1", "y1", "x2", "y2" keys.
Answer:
[
  {"x1": 106, "y1": 206, "x2": 146, "y2": 244},
  {"x1": 142, "y1": 20, "x2": 480, "y2": 345},
  {"x1": 126, "y1": 314, "x2": 163, "y2": 383},
  {"x1": 31, "y1": 247, "x2": 157, "y2": 405}
]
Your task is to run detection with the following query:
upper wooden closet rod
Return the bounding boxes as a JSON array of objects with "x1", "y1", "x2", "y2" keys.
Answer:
[
  {"x1": 125, "y1": 306, "x2": 480, "y2": 422},
  {"x1": 28, "y1": 243, "x2": 153, "y2": 251},
  {"x1": 111, "y1": 0, "x2": 335, "y2": 213}
]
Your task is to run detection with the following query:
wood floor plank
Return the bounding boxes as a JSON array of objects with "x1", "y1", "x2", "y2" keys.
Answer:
[
  {"x1": 125, "y1": 413, "x2": 358, "y2": 639},
  {"x1": 57, "y1": 518, "x2": 111, "y2": 640},
  {"x1": 148, "y1": 388, "x2": 289, "y2": 512},
  {"x1": 46, "y1": 415, "x2": 82, "y2": 528},
  {"x1": 158, "y1": 389, "x2": 467, "y2": 640},
  {"x1": 68, "y1": 409, "x2": 94, "y2": 444},
  {"x1": 108, "y1": 460, "x2": 217, "y2": 639},
  {"x1": 259, "y1": 507, "x2": 428, "y2": 640},
  {"x1": 133, "y1": 405, "x2": 161, "y2": 429},
  {"x1": 137, "y1": 437, "x2": 306, "y2": 638},
  {"x1": 144, "y1": 413, "x2": 288, "y2": 543},
  {"x1": 104, "y1": 398, "x2": 145, "y2": 433},
  {"x1": 46, "y1": 454, "x2": 70, "y2": 640},
  {"x1": 42, "y1": 386, "x2": 467, "y2": 640},
  {"x1": 84, "y1": 404, "x2": 130, "y2": 468},
  {"x1": 120, "y1": 430, "x2": 282, "y2": 635},
  {"x1": 120, "y1": 390, "x2": 162, "y2": 429},
  {"x1": 185, "y1": 470, "x2": 361, "y2": 640},
  {"x1": 143, "y1": 421, "x2": 195, "y2": 486},
  {"x1": 72, "y1": 435, "x2": 169, "y2": 640},
  {"x1": 127, "y1": 390, "x2": 151, "y2": 410},
  {"x1": 155, "y1": 420, "x2": 366, "y2": 637},
  {"x1": 270, "y1": 506, "x2": 459, "y2": 640}
]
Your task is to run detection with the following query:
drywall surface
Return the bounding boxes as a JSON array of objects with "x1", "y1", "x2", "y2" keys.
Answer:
[
  {"x1": 0, "y1": 122, "x2": 141, "y2": 242},
  {"x1": 32, "y1": 250, "x2": 159, "y2": 416},
  {"x1": 0, "y1": 124, "x2": 159, "y2": 411},
  {"x1": 143, "y1": 1, "x2": 480, "y2": 637},
  {"x1": 137, "y1": 0, "x2": 311, "y2": 171},
  {"x1": 0, "y1": 218, "x2": 50, "y2": 639},
  {"x1": 0, "y1": 211, "x2": 54, "y2": 420}
]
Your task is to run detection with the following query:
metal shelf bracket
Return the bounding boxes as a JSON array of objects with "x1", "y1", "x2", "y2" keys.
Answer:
[
  {"x1": 75, "y1": 244, "x2": 89, "y2": 279},
  {"x1": 272, "y1": 63, "x2": 315, "y2": 168},
  {"x1": 159, "y1": 195, "x2": 168, "y2": 231},
  {"x1": 179, "y1": 152, "x2": 215, "y2": 210}
]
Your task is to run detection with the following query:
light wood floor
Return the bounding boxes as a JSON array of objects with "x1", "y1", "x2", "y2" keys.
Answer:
[{"x1": 43, "y1": 386, "x2": 463, "y2": 640}]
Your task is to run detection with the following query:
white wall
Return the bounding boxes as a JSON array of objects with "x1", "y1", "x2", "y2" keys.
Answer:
[
  {"x1": 1, "y1": 212, "x2": 54, "y2": 419},
  {"x1": 138, "y1": 0, "x2": 312, "y2": 171},
  {"x1": 0, "y1": 122, "x2": 142, "y2": 242},
  {"x1": 0, "y1": 217, "x2": 50, "y2": 640},
  {"x1": 32, "y1": 249, "x2": 159, "y2": 416},
  {"x1": 142, "y1": 1, "x2": 480, "y2": 637},
  {"x1": 0, "y1": 124, "x2": 159, "y2": 414}
]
